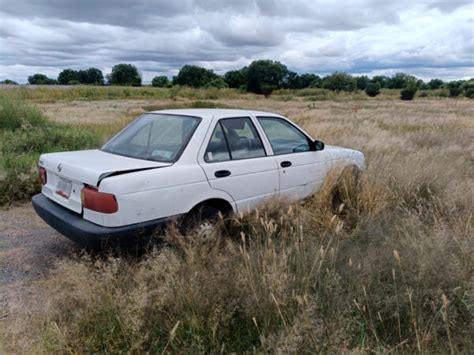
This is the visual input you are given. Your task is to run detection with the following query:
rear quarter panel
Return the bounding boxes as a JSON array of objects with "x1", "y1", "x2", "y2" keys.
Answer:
[{"x1": 89, "y1": 164, "x2": 236, "y2": 227}]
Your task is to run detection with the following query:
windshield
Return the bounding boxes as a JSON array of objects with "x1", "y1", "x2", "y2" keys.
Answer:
[{"x1": 102, "y1": 113, "x2": 201, "y2": 162}]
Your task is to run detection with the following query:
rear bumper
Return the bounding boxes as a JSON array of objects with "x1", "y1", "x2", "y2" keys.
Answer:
[{"x1": 32, "y1": 194, "x2": 178, "y2": 248}]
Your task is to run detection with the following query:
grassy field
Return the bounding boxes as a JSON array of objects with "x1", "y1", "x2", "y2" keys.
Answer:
[{"x1": 1, "y1": 87, "x2": 473, "y2": 353}]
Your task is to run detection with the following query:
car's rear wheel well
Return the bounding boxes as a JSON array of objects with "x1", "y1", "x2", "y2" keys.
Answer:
[
  {"x1": 183, "y1": 199, "x2": 233, "y2": 232},
  {"x1": 188, "y1": 198, "x2": 234, "y2": 217}
]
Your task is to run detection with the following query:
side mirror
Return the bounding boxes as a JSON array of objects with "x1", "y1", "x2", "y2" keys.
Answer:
[{"x1": 311, "y1": 140, "x2": 325, "y2": 151}]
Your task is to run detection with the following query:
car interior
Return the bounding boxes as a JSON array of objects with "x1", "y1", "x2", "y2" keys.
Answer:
[{"x1": 205, "y1": 118, "x2": 265, "y2": 162}]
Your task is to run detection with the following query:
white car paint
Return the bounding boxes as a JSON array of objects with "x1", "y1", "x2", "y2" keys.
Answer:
[{"x1": 38, "y1": 109, "x2": 365, "y2": 228}]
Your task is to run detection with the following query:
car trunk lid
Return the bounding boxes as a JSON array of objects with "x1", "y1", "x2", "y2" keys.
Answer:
[{"x1": 39, "y1": 149, "x2": 171, "y2": 213}]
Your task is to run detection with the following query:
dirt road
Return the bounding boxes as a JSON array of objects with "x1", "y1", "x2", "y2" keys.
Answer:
[{"x1": 0, "y1": 203, "x2": 80, "y2": 316}]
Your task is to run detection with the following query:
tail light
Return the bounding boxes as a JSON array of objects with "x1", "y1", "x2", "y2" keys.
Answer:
[
  {"x1": 81, "y1": 186, "x2": 118, "y2": 214},
  {"x1": 38, "y1": 167, "x2": 47, "y2": 185}
]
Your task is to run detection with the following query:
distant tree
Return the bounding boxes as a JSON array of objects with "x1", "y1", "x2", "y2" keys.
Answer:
[
  {"x1": 372, "y1": 75, "x2": 390, "y2": 89},
  {"x1": 204, "y1": 77, "x2": 228, "y2": 89},
  {"x1": 0, "y1": 79, "x2": 18, "y2": 85},
  {"x1": 28, "y1": 73, "x2": 57, "y2": 85},
  {"x1": 224, "y1": 69, "x2": 247, "y2": 88},
  {"x1": 428, "y1": 79, "x2": 444, "y2": 90},
  {"x1": 246, "y1": 59, "x2": 289, "y2": 95},
  {"x1": 387, "y1": 73, "x2": 417, "y2": 89},
  {"x1": 81, "y1": 68, "x2": 105, "y2": 85},
  {"x1": 282, "y1": 72, "x2": 320, "y2": 89},
  {"x1": 108, "y1": 64, "x2": 141, "y2": 86},
  {"x1": 322, "y1": 72, "x2": 355, "y2": 91},
  {"x1": 173, "y1": 65, "x2": 219, "y2": 87},
  {"x1": 283, "y1": 71, "x2": 301, "y2": 89},
  {"x1": 400, "y1": 84, "x2": 417, "y2": 100},
  {"x1": 365, "y1": 81, "x2": 381, "y2": 97},
  {"x1": 58, "y1": 69, "x2": 79, "y2": 85},
  {"x1": 151, "y1": 76, "x2": 170, "y2": 87},
  {"x1": 300, "y1": 73, "x2": 322, "y2": 88},
  {"x1": 416, "y1": 79, "x2": 429, "y2": 90},
  {"x1": 58, "y1": 68, "x2": 104, "y2": 85},
  {"x1": 356, "y1": 76, "x2": 370, "y2": 90}
]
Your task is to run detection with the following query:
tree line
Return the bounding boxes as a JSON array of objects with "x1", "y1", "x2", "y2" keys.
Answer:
[{"x1": 3, "y1": 60, "x2": 473, "y2": 100}]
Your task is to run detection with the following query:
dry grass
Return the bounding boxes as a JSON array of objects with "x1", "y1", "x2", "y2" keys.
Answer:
[{"x1": 1, "y1": 95, "x2": 473, "y2": 353}]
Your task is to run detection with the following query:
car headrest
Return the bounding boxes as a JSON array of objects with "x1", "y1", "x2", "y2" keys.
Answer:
[{"x1": 224, "y1": 119, "x2": 245, "y2": 130}]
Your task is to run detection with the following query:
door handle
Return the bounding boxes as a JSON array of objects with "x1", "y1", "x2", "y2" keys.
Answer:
[
  {"x1": 214, "y1": 170, "x2": 231, "y2": 178},
  {"x1": 280, "y1": 161, "x2": 292, "y2": 168}
]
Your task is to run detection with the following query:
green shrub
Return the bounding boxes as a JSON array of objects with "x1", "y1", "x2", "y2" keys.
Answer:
[
  {"x1": 465, "y1": 87, "x2": 474, "y2": 99},
  {"x1": 448, "y1": 82, "x2": 463, "y2": 97},
  {"x1": 151, "y1": 76, "x2": 170, "y2": 88},
  {"x1": 204, "y1": 77, "x2": 228, "y2": 89},
  {"x1": 365, "y1": 82, "x2": 381, "y2": 97},
  {"x1": 0, "y1": 97, "x2": 48, "y2": 130},
  {"x1": 0, "y1": 153, "x2": 40, "y2": 205},
  {"x1": 0, "y1": 97, "x2": 100, "y2": 205},
  {"x1": 400, "y1": 85, "x2": 417, "y2": 101},
  {"x1": 463, "y1": 80, "x2": 474, "y2": 98}
]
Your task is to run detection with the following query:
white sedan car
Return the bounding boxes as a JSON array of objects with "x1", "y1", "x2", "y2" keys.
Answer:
[{"x1": 32, "y1": 109, "x2": 365, "y2": 247}]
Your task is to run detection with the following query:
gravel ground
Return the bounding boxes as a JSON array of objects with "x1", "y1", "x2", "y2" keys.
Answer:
[{"x1": 0, "y1": 203, "x2": 80, "y2": 319}]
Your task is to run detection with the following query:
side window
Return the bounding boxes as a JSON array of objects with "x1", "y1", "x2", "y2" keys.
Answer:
[
  {"x1": 220, "y1": 117, "x2": 266, "y2": 160},
  {"x1": 205, "y1": 123, "x2": 231, "y2": 162},
  {"x1": 205, "y1": 117, "x2": 266, "y2": 162},
  {"x1": 257, "y1": 117, "x2": 310, "y2": 155}
]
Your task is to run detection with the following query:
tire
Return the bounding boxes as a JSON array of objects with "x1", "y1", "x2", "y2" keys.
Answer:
[{"x1": 183, "y1": 204, "x2": 221, "y2": 233}]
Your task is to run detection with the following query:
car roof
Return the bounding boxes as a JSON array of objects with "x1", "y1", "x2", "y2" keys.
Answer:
[{"x1": 148, "y1": 108, "x2": 283, "y2": 120}]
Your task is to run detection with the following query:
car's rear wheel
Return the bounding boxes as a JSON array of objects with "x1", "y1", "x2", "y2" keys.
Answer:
[{"x1": 183, "y1": 204, "x2": 224, "y2": 238}]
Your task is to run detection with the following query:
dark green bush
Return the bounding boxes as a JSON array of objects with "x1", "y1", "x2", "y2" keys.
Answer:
[
  {"x1": 151, "y1": 76, "x2": 170, "y2": 88},
  {"x1": 400, "y1": 86, "x2": 417, "y2": 101},
  {"x1": 463, "y1": 80, "x2": 474, "y2": 98},
  {"x1": 365, "y1": 82, "x2": 381, "y2": 97},
  {"x1": 449, "y1": 85, "x2": 463, "y2": 97}
]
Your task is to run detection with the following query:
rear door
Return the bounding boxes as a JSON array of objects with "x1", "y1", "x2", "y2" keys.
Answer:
[
  {"x1": 256, "y1": 116, "x2": 330, "y2": 202},
  {"x1": 198, "y1": 116, "x2": 279, "y2": 212}
]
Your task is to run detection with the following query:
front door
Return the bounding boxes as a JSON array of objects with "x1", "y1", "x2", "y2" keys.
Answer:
[
  {"x1": 198, "y1": 116, "x2": 279, "y2": 212},
  {"x1": 256, "y1": 116, "x2": 330, "y2": 202}
]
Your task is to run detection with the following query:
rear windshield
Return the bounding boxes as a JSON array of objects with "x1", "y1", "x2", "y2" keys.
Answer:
[{"x1": 102, "y1": 113, "x2": 200, "y2": 162}]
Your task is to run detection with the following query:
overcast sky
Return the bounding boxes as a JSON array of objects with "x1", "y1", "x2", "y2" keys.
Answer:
[{"x1": 0, "y1": 0, "x2": 473, "y2": 83}]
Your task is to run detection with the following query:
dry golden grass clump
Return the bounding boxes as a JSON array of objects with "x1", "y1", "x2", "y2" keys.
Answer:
[{"x1": 1, "y1": 95, "x2": 473, "y2": 353}]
